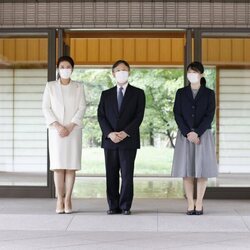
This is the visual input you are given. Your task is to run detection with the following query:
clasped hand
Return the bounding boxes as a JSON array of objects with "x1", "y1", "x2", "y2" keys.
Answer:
[
  {"x1": 187, "y1": 132, "x2": 200, "y2": 145},
  {"x1": 108, "y1": 131, "x2": 128, "y2": 143},
  {"x1": 53, "y1": 122, "x2": 76, "y2": 137}
]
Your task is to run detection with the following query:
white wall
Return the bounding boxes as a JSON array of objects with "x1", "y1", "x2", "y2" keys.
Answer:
[
  {"x1": 0, "y1": 69, "x2": 47, "y2": 173},
  {"x1": 219, "y1": 69, "x2": 250, "y2": 173}
]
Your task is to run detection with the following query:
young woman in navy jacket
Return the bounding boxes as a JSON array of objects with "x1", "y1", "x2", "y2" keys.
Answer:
[{"x1": 172, "y1": 61, "x2": 218, "y2": 215}]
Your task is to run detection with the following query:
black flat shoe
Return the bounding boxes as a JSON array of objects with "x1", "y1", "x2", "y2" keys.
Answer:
[
  {"x1": 195, "y1": 207, "x2": 203, "y2": 215},
  {"x1": 107, "y1": 209, "x2": 121, "y2": 215},
  {"x1": 122, "y1": 210, "x2": 131, "y2": 215},
  {"x1": 186, "y1": 209, "x2": 195, "y2": 215},
  {"x1": 186, "y1": 206, "x2": 195, "y2": 215}
]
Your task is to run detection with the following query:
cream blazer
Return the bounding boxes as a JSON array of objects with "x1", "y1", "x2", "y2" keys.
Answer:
[{"x1": 42, "y1": 80, "x2": 87, "y2": 128}]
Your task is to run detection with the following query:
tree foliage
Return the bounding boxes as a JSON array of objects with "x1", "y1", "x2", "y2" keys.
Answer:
[{"x1": 72, "y1": 67, "x2": 215, "y2": 148}]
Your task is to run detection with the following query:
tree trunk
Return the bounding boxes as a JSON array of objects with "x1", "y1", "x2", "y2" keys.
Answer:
[
  {"x1": 167, "y1": 129, "x2": 175, "y2": 148},
  {"x1": 149, "y1": 123, "x2": 154, "y2": 146}
]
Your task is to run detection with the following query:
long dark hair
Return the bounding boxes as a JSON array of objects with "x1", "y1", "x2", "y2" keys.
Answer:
[
  {"x1": 56, "y1": 56, "x2": 75, "y2": 80},
  {"x1": 187, "y1": 61, "x2": 206, "y2": 86}
]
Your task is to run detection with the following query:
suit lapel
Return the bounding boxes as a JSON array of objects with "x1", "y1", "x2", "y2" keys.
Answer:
[
  {"x1": 194, "y1": 85, "x2": 206, "y2": 102},
  {"x1": 185, "y1": 84, "x2": 206, "y2": 103},
  {"x1": 185, "y1": 85, "x2": 195, "y2": 103},
  {"x1": 110, "y1": 84, "x2": 133, "y2": 116},
  {"x1": 110, "y1": 87, "x2": 119, "y2": 116},
  {"x1": 55, "y1": 80, "x2": 64, "y2": 105},
  {"x1": 119, "y1": 84, "x2": 132, "y2": 115}
]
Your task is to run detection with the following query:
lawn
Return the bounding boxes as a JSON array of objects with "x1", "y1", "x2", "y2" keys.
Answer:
[{"x1": 79, "y1": 146, "x2": 174, "y2": 176}]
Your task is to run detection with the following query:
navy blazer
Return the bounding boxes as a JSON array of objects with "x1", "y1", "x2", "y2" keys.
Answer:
[
  {"x1": 173, "y1": 84, "x2": 216, "y2": 137},
  {"x1": 97, "y1": 84, "x2": 146, "y2": 149}
]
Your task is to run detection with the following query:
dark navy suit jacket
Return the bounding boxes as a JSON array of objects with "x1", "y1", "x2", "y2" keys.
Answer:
[
  {"x1": 97, "y1": 84, "x2": 146, "y2": 149},
  {"x1": 173, "y1": 84, "x2": 216, "y2": 137}
]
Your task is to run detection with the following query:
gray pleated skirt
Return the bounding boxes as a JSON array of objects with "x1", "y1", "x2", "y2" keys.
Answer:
[{"x1": 171, "y1": 129, "x2": 218, "y2": 178}]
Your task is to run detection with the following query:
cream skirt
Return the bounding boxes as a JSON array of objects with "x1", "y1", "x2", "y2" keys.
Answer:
[{"x1": 48, "y1": 128, "x2": 82, "y2": 171}]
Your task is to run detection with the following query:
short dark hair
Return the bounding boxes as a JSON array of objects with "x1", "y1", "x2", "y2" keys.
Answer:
[
  {"x1": 112, "y1": 60, "x2": 130, "y2": 72},
  {"x1": 57, "y1": 56, "x2": 75, "y2": 69}
]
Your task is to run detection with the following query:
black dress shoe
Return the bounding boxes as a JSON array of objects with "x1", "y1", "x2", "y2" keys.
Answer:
[
  {"x1": 122, "y1": 210, "x2": 131, "y2": 215},
  {"x1": 195, "y1": 207, "x2": 203, "y2": 215},
  {"x1": 107, "y1": 209, "x2": 121, "y2": 215}
]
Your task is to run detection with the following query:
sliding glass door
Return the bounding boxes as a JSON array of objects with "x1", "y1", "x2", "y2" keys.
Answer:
[{"x1": 0, "y1": 29, "x2": 56, "y2": 197}]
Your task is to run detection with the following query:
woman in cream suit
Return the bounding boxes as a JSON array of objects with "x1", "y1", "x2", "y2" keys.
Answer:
[{"x1": 42, "y1": 56, "x2": 86, "y2": 214}]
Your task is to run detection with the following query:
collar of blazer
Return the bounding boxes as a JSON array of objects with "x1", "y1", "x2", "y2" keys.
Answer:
[
  {"x1": 112, "y1": 83, "x2": 133, "y2": 116},
  {"x1": 185, "y1": 84, "x2": 206, "y2": 103},
  {"x1": 55, "y1": 80, "x2": 79, "y2": 104}
]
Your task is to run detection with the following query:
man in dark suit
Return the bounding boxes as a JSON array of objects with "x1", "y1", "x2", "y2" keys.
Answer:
[{"x1": 98, "y1": 60, "x2": 145, "y2": 215}]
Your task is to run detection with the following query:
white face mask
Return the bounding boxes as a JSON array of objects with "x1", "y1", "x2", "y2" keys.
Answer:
[
  {"x1": 187, "y1": 72, "x2": 200, "y2": 84},
  {"x1": 115, "y1": 71, "x2": 129, "y2": 84},
  {"x1": 59, "y1": 68, "x2": 72, "y2": 79}
]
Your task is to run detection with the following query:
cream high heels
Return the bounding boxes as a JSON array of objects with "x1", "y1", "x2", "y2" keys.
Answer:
[
  {"x1": 55, "y1": 199, "x2": 73, "y2": 214},
  {"x1": 56, "y1": 200, "x2": 64, "y2": 214},
  {"x1": 64, "y1": 199, "x2": 72, "y2": 214}
]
